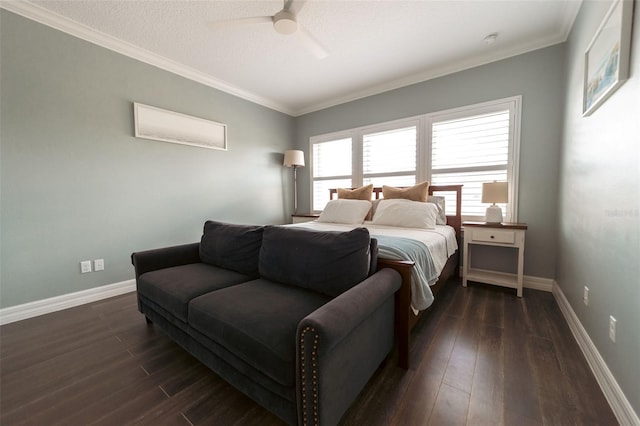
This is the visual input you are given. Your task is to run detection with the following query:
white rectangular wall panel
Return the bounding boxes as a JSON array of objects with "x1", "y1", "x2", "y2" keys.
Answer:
[{"x1": 134, "y1": 102, "x2": 227, "y2": 151}]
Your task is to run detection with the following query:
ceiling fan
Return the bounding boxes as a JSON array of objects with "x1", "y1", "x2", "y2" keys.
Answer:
[{"x1": 207, "y1": 0, "x2": 328, "y2": 59}]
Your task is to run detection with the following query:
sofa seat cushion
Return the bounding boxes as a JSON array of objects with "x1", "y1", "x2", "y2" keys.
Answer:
[
  {"x1": 188, "y1": 279, "x2": 331, "y2": 387},
  {"x1": 138, "y1": 263, "x2": 252, "y2": 323}
]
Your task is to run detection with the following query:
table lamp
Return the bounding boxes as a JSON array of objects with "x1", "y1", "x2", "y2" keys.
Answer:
[{"x1": 482, "y1": 181, "x2": 508, "y2": 223}]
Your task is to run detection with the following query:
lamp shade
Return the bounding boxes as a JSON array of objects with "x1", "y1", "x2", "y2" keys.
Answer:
[
  {"x1": 283, "y1": 150, "x2": 305, "y2": 167},
  {"x1": 482, "y1": 181, "x2": 508, "y2": 204}
]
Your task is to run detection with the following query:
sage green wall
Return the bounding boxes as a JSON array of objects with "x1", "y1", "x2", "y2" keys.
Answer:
[
  {"x1": 0, "y1": 11, "x2": 295, "y2": 308},
  {"x1": 558, "y1": 0, "x2": 639, "y2": 414},
  {"x1": 295, "y1": 44, "x2": 566, "y2": 280}
]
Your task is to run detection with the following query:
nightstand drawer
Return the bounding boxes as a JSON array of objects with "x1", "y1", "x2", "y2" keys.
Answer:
[{"x1": 471, "y1": 228, "x2": 515, "y2": 244}]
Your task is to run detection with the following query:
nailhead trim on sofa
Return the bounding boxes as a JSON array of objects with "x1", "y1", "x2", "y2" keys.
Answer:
[{"x1": 300, "y1": 325, "x2": 320, "y2": 426}]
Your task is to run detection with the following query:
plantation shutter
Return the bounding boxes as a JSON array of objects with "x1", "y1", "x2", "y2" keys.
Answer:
[
  {"x1": 430, "y1": 110, "x2": 510, "y2": 217},
  {"x1": 312, "y1": 137, "x2": 352, "y2": 210},
  {"x1": 362, "y1": 126, "x2": 417, "y2": 186}
]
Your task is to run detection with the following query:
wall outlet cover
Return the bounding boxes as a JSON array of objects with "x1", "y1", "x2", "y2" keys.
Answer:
[
  {"x1": 583, "y1": 286, "x2": 589, "y2": 306},
  {"x1": 609, "y1": 315, "x2": 617, "y2": 343},
  {"x1": 80, "y1": 261, "x2": 92, "y2": 274},
  {"x1": 94, "y1": 259, "x2": 105, "y2": 271}
]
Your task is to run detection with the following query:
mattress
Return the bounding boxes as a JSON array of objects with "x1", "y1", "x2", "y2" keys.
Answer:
[{"x1": 287, "y1": 221, "x2": 458, "y2": 310}]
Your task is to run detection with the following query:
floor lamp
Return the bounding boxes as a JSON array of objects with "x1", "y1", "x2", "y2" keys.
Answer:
[{"x1": 283, "y1": 150, "x2": 305, "y2": 214}]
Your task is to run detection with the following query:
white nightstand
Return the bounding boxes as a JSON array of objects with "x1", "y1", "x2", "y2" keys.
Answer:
[
  {"x1": 291, "y1": 213, "x2": 320, "y2": 224},
  {"x1": 462, "y1": 221, "x2": 528, "y2": 297}
]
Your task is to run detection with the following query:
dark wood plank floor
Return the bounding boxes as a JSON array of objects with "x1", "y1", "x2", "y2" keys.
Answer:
[{"x1": 0, "y1": 279, "x2": 618, "y2": 425}]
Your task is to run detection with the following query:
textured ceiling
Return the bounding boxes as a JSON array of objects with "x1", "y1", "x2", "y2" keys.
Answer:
[{"x1": 7, "y1": 0, "x2": 582, "y2": 116}]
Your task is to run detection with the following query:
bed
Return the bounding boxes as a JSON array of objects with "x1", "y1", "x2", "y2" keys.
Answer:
[{"x1": 291, "y1": 184, "x2": 462, "y2": 369}]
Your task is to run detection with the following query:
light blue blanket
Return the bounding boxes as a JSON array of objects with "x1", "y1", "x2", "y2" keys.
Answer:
[{"x1": 373, "y1": 235, "x2": 436, "y2": 310}]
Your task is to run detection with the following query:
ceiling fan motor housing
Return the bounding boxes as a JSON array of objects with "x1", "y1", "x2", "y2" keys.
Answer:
[{"x1": 273, "y1": 10, "x2": 297, "y2": 34}]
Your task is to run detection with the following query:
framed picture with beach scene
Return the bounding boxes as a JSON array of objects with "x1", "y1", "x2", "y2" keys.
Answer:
[{"x1": 583, "y1": 0, "x2": 634, "y2": 116}]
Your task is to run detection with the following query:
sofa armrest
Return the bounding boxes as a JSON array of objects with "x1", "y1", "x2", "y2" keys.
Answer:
[
  {"x1": 298, "y1": 268, "x2": 401, "y2": 355},
  {"x1": 296, "y1": 268, "x2": 401, "y2": 426},
  {"x1": 131, "y1": 242, "x2": 200, "y2": 278}
]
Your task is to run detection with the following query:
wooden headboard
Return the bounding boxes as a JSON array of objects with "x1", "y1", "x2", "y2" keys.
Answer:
[{"x1": 328, "y1": 185, "x2": 463, "y2": 238}]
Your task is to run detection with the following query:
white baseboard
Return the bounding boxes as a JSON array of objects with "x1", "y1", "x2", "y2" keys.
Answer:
[
  {"x1": 458, "y1": 266, "x2": 554, "y2": 293},
  {"x1": 524, "y1": 275, "x2": 554, "y2": 292},
  {"x1": 0, "y1": 279, "x2": 136, "y2": 326},
  {"x1": 552, "y1": 282, "x2": 640, "y2": 426},
  {"x1": 0, "y1": 273, "x2": 555, "y2": 326}
]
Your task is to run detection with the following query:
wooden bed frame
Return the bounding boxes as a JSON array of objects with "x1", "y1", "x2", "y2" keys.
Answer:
[{"x1": 329, "y1": 185, "x2": 463, "y2": 369}]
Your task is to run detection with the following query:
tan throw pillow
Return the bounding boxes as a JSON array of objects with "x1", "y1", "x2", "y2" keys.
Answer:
[
  {"x1": 338, "y1": 184, "x2": 374, "y2": 220},
  {"x1": 337, "y1": 184, "x2": 374, "y2": 201},
  {"x1": 382, "y1": 181, "x2": 430, "y2": 202}
]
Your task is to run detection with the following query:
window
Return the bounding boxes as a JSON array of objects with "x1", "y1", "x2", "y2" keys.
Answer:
[
  {"x1": 311, "y1": 136, "x2": 353, "y2": 211},
  {"x1": 363, "y1": 126, "x2": 416, "y2": 182},
  {"x1": 311, "y1": 119, "x2": 419, "y2": 211},
  {"x1": 310, "y1": 96, "x2": 521, "y2": 221},
  {"x1": 427, "y1": 98, "x2": 520, "y2": 221}
]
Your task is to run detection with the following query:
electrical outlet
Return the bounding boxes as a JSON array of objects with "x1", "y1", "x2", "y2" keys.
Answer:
[
  {"x1": 80, "y1": 261, "x2": 92, "y2": 274},
  {"x1": 609, "y1": 316, "x2": 617, "y2": 343},
  {"x1": 94, "y1": 259, "x2": 105, "y2": 272},
  {"x1": 583, "y1": 286, "x2": 589, "y2": 306}
]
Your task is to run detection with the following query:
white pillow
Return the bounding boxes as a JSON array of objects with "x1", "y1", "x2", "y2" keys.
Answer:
[
  {"x1": 427, "y1": 195, "x2": 447, "y2": 225},
  {"x1": 372, "y1": 199, "x2": 438, "y2": 229},
  {"x1": 317, "y1": 199, "x2": 372, "y2": 224}
]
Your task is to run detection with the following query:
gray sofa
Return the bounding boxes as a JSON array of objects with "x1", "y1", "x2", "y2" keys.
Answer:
[{"x1": 131, "y1": 221, "x2": 402, "y2": 425}]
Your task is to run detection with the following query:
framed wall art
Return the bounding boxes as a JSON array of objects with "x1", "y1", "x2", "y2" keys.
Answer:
[
  {"x1": 583, "y1": 0, "x2": 634, "y2": 116},
  {"x1": 134, "y1": 103, "x2": 227, "y2": 151}
]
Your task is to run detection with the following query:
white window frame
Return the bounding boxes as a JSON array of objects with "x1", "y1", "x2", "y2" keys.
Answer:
[
  {"x1": 309, "y1": 117, "x2": 422, "y2": 211},
  {"x1": 425, "y1": 96, "x2": 521, "y2": 222},
  {"x1": 309, "y1": 95, "x2": 521, "y2": 221}
]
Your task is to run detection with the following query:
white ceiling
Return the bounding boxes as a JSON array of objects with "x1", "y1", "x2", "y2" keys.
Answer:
[{"x1": 6, "y1": 0, "x2": 582, "y2": 116}]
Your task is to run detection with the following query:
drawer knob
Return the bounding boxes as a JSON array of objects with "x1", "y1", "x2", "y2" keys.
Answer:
[{"x1": 490, "y1": 235, "x2": 495, "y2": 239}]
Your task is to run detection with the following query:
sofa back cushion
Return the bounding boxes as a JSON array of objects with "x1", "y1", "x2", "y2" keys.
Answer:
[
  {"x1": 200, "y1": 221, "x2": 264, "y2": 276},
  {"x1": 259, "y1": 226, "x2": 372, "y2": 297}
]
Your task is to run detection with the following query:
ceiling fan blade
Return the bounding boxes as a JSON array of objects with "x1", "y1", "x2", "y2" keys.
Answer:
[
  {"x1": 283, "y1": 0, "x2": 294, "y2": 11},
  {"x1": 286, "y1": 0, "x2": 307, "y2": 15},
  {"x1": 298, "y1": 24, "x2": 329, "y2": 59},
  {"x1": 207, "y1": 16, "x2": 272, "y2": 30}
]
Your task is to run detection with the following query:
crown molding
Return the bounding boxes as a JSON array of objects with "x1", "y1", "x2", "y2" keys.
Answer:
[
  {"x1": 0, "y1": 1, "x2": 296, "y2": 116},
  {"x1": 296, "y1": 35, "x2": 568, "y2": 116},
  {"x1": 295, "y1": 2, "x2": 583, "y2": 116},
  {"x1": 559, "y1": 0, "x2": 583, "y2": 40},
  {"x1": 1, "y1": 0, "x2": 582, "y2": 117}
]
